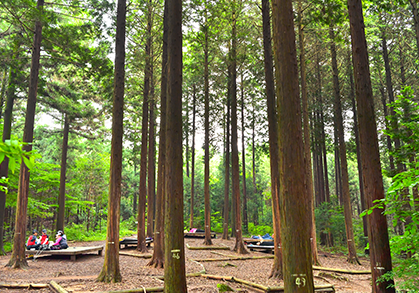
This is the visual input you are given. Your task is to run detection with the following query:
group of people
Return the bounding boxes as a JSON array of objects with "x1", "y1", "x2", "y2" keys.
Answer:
[{"x1": 26, "y1": 229, "x2": 68, "y2": 250}]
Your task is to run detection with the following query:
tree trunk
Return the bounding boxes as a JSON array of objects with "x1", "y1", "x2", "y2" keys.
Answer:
[
  {"x1": 252, "y1": 108, "x2": 258, "y2": 225},
  {"x1": 262, "y1": 0, "x2": 282, "y2": 279},
  {"x1": 347, "y1": 0, "x2": 395, "y2": 291},
  {"x1": 190, "y1": 85, "x2": 196, "y2": 230},
  {"x1": 164, "y1": 0, "x2": 187, "y2": 290},
  {"x1": 0, "y1": 44, "x2": 19, "y2": 255},
  {"x1": 97, "y1": 0, "x2": 125, "y2": 282},
  {"x1": 57, "y1": 114, "x2": 69, "y2": 232},
  {"x1": 147, "y1": 79, "x2": 156, "y2": 238},
  {"x1": 222, "y1": 82, "x2": 231, "y2": 240},
  {"x1": 409, "y1": 0, "x2": 419, "y2": 56},
  {"x1": 7, "y1": 0, "x2": 44, "y2": 269},
  {"x1": 137, "y1": 0, "x2": 152, "y2": 253},
  {"x1": 329, "y1": 24, "x2": 360, "y2": 265},
  {"x1": 272, "y1": 0, "x2": 314, "y2": 291},
  {"x1": 203, "y1": 12, "x2": 212, "y2": 246},
  {"x1": 241, "y1": 74, "x2": 248, "y2": 235},
  {"x1": 298, "y1": 0, "x2": 319, "y2": 266},
  {"x1": 0, "y1": 68, "x2": 8, "y2": 119},
  {"x1": 231, "y1": 0, "x2": 247, "y2": 255},
  {"x1": 148, "y1": 0, "x2": 168, "y2": 269},
  {"x1": 348, "y1": 49, "x2": 367, "y2": 238}
]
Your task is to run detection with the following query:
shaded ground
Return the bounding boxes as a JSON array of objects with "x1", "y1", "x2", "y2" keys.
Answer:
[{"x1": 0, "y1": 236, "x2": 372, "y2": 292}]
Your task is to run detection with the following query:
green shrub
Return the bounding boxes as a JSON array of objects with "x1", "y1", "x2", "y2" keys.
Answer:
[{"x1": 248, "y1": 222, "x2": 273, "y2": 237}]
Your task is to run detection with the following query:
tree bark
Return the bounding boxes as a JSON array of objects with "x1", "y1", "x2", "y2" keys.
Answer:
[
  {"x1": 164, "y1": 0, "x2": 187, "y2": 290},
  {"x1": 262, "y1": 0, "x2": 282, "y2": 279},
  {"x1": 241, "y1": 74, "x2": 248, "y2": 235},
  {"x1": 203, "y1": 11, "x2": 212, "y2": 246},
  {"x1": 147, "y1": 69, "x2": 156, "y2": 239},
  {"x1": 7, "y1": 0, "x2": 44, "y2": 269},
  {"x1": 148, "y1": 0, "x2": 168, "y2": 269},
  {"x1": 231, "y1": 0, "x2": 247, "y2": 255},
  {"x1": 298, "y1": 0, "x2": 319, "y2": 266},
  {"x1": 329, "y1": 24, "x2": 360, "y2": 265},
  {"x1": 97, "y1": 0, "x2": 125, "y2": 283},
  {"x1": 137, "y1": 0, "x2": 152, "y2": 252},
  {"x1": 347, "y1": 0, "x2": 395, "y2": 291},
  {"x1": 57, "y1": 114, "x2": 70, "y2": 232},
  {"x1": 272, "y1": 0, "x2": 314, "y2": 290},
  {"x1": 190, "y1": 85, "x2": 196, "y2": 230},
  {"x1": 222, "y1": 82, "x2": 231, "y2": 240},
  {"x1": 0, "y1": 43, "x2": 19, "y2": 255}
]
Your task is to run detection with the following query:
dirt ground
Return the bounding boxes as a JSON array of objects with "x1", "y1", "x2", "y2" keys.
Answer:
[{"x1": 0, "y1": 236, "x2": 372, "y2": 292}]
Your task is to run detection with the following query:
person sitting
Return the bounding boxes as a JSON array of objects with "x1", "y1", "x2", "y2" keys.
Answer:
[
  {"x1": 26, "y1": 230, "x2": 40, "y2": 250},
  {"x1": 50, "y1": 230, "x2": 68, "y2": 250},
  {"x1": 38, "y1": 229, "x2": 49, "y2": 249}
]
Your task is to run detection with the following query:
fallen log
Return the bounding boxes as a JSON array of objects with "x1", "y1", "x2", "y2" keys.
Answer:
[
  {"x1": 211, "y1": 251, "x2": 274, "y2": 260},
  {"x1": 97, "y1": 287, "x2": 164, "y2": 293},
  {"x1": 186, "y1": 243, "x2": 230, "y2": 250},
  {"x1": 0, "y1": 283, "x2": 48, "y2": 289},
  {"x1": 200, "y1": 274, "x2": 335, "y2": 293},
  {"x1": 119, "y1": 251, "x2": 152, "y2": 258},
  {"x1": 50, "y1": 281, "x2": 68, "y2": 293},
  {"x1": 313, "y1": 266, "x2": 371, "y2": 275}
]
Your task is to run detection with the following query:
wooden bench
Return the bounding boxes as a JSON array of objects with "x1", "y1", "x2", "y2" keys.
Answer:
[
  {"x1": 246, "y1": 244, "x2": 274, "y2": 254},
  {"x1": 26, "y1": 245, "x2": 103, "y2": 261},
  {"x1": 184, "y1": 232, "x2": 216, "y2": 239},
  {"x1": 119, "y1": 238, "x2": 153, "y2": 249}
]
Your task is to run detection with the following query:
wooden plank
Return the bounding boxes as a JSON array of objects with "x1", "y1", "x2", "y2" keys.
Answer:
[
  {"x1": 184, "y1": 232, "x2": 216, "y2": 238},
  {"x1": 26, "y1": 246, "x2": 104, "y2": 261},
  {"x1": 186, "y1": 243, "x2": 230, "y2": 250},
  {"x1": 313, "y1": 266, "x2": 371, "y2": 275},
  {"x1": 0, "y1": 283, "x2": 49, "y2": 289}
]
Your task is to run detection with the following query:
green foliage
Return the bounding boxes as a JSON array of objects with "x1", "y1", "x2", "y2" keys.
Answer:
[
  {"x1": 247, "y1": 222, "x2": 273, "y2": 237},
  {"x1": 315, "y1": 201, "x2": 347, "y2": 246},
  {"x1": 217, "y1": 283, "x2": 234, "y2": 292}
]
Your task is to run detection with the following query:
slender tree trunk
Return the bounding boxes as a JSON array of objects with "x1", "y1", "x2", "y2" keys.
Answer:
[
  {"x1": 272, "y1": 0, "x2": 315, "y2": 290},
  {"x1": 348, "y1": 49, "x2": 367, "y2": 238},
  {"x1": 7, "y1": 0, "x2": 44, "y2": 269},
  {"x1": 133, "y1": 164, "x2": 137, "y2": 215},
  {"x1": 148, "y1": 0, "x2": 168, "y2": 269},
  {"x1": 409, "y1": 0, "x2": 419, "y2": 56},
  {"x1": 190, "y1": 85, "x2": 196, "y2": 230},
  {"x1": 137, "y1": 0, "x2": 152, "y2": 252},
  {"x1": 222, "y1": 83, "x2": 231, "y2": 240},
  {"x1": 347, "y1": 0, "x2": 395, "y2": 291},
  {"x1": 329, "y1": 25, "x2": 360, "y2": 264},
  {"x1": 241, "y1": 75, "x2": 248, "y2": 235},
  {"x1": 231, "y1": 0, "x2": 247, "y2": 255},
  {"x1": 147, "y1": 77, "x2": 156, "y2": 238},
  {"x1": 203, "y1": 12, "x2": 212, "y2": 245},
  {"x1": 0, "y1": 68, "x2": 7, "y2": 118},
  {"x1": 251, "y1": 108, "x2": 258, "y2": 225},
  {"x1": 0, "y1": 45, "x2": 19, "y2": 255},
  {"x1": 299, "y1": 0, "x2": 319, "y2": 266},
  {"x1": 164, "y1": 0, "x2": 187, "y2": 290},
  {"x1": 262, "y1": 0, "x2": 282, "y2": 279},
  {"x1": 97, "y1": 0, "x2": 125, "y2": 282},
  {"x1": 185, "y1": 96, "x2": 189, "y2": 179},
  {"x1": 57, "y1": 114, "x2": 69, "y2": 232}
]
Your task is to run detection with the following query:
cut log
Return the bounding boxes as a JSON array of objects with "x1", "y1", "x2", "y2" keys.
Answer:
[
  {"x1": 186, "y1": 243, "x2": 230, "y2": 250},
  {"x1": 313, "y1": 266, "x2": 371, "y2": 275},
  {"x1": 211, "y1": 251, "x2": 274, "y2": 259},
  {"x1": 0, "y1": 283, "x2": 48, "y2": 289},
  {"x1": 119, "y1": 251, "x2": 152, "y2": 258},
  {"x1": 97, "y1": 287, "x2": 164, "y2": 293},
  {"x1": 50, "y1": 281, "x2": 68, "y2": 293},
  {"x1": 200, "y1": 274, "x2": 335, "y2": 293}
]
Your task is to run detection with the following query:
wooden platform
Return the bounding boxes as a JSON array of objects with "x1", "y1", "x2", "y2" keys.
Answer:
[
  {"x1": 119, "y1": 238, "x2": 153, "y2": 249},
  {"x1": 246, "y1": 244, "x2": 274, "y2": 254},
  {"x1": 184, "y1": 232, "x2": 216, "y2": 238},
  {"x1": 25, "y1": 245, "x2": 103, "y2": 261}
]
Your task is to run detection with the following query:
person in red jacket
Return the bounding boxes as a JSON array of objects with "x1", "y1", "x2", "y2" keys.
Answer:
[
  {"x1": 26, "y1": 230, "x2": 40, "y2": 250},
  {"x1": 39, "y1": 229, "x2": 49, "y2": 246}
]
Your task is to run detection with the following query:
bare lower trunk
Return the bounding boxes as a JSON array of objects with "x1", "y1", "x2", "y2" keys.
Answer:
[
  {"x1": 7, "y1": 0, "x2": 44, "y2": 269},
  {"x1": 57, "y1": 114, "x2": 69, "y2": 232}
]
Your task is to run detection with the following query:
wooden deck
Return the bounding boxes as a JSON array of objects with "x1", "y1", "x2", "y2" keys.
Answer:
[
  {"x1": 246, "y1": 244, "x2": 274, "y2": 254},
  {"x1": 25, "y1": 245, "x2": 103, "y2": 261},
  {"x1": 184, "y1": 232, "x2": 216, "y2": 238},
  {"x1": 119, "y1": 238, "x2": 153, "y2": 249}
]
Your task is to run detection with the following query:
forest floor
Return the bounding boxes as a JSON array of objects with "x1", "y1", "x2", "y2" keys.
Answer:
[{"x1": 0, "y1": 236, "x2": 372, "y2": 292}]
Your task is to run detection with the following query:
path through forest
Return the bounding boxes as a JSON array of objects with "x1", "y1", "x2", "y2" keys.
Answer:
[{"x1": 0, "y1": 237, "x2": 372, "y2": 292}]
